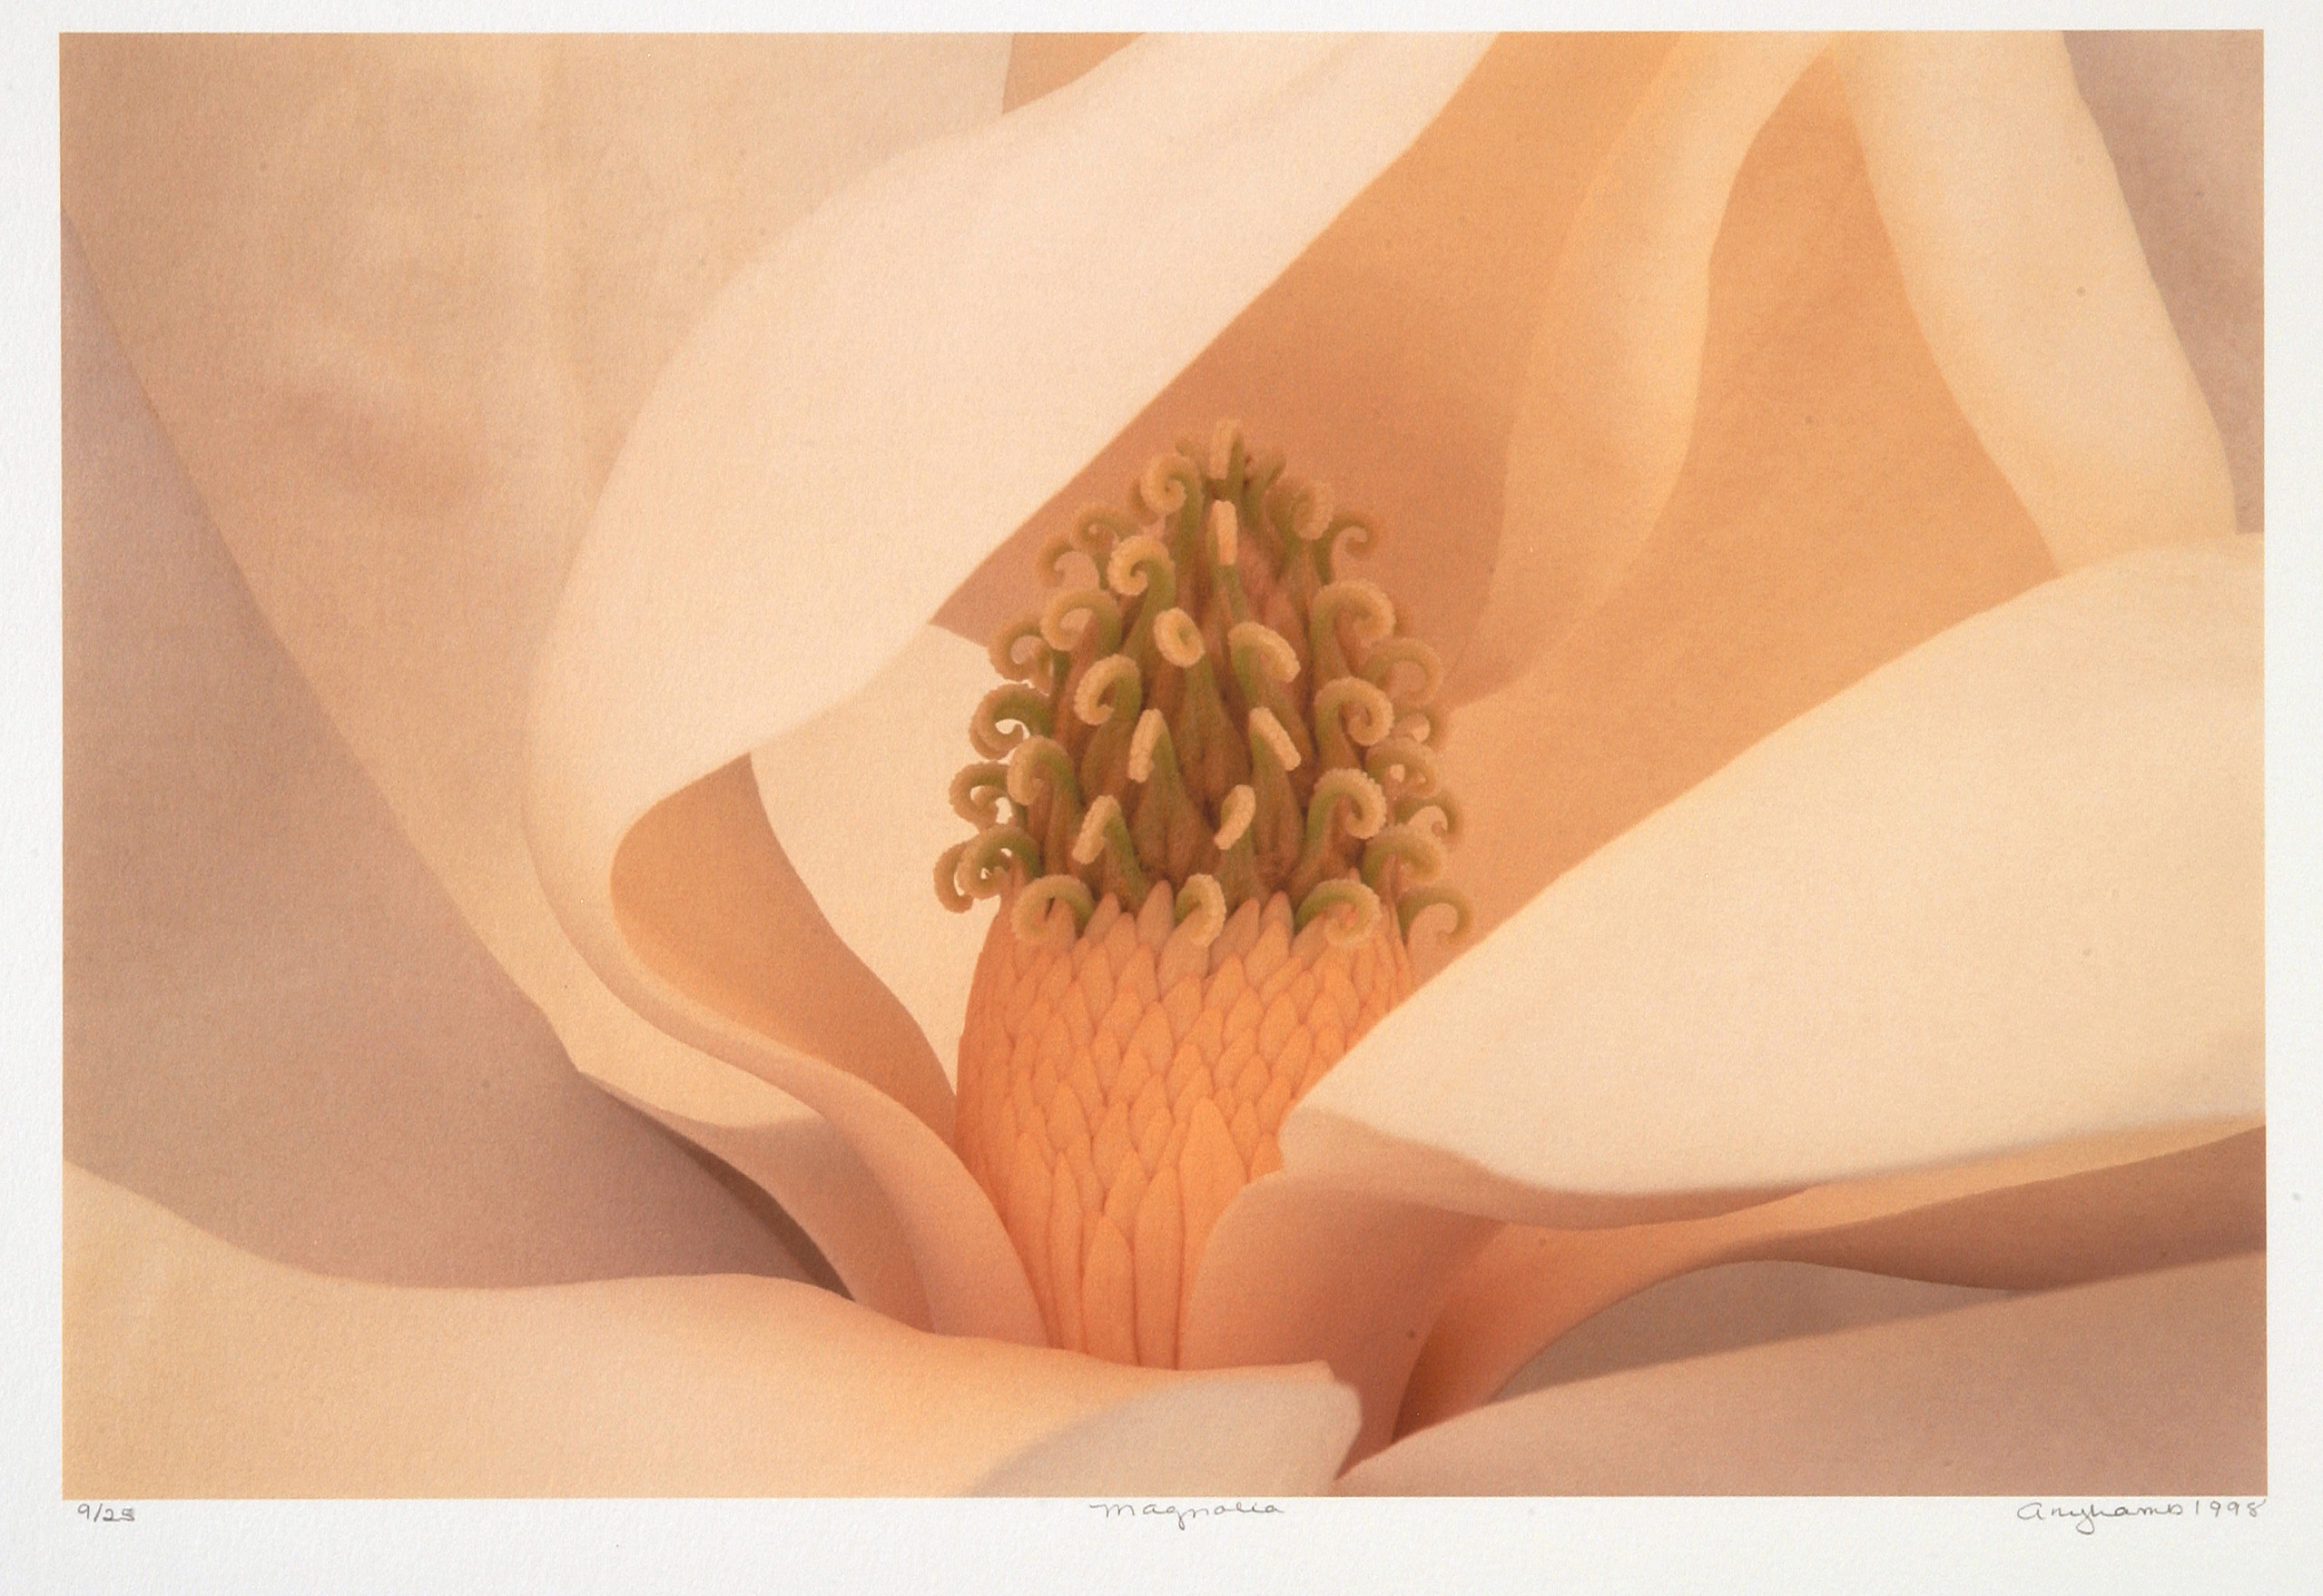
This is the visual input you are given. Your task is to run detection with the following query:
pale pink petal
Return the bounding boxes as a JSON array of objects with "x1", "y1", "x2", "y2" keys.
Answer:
[
  {"x1": 1291, "y1": 539, "x2": 2259, "y2": 1219},
  {"x1": 59, "y1": 36, "x2": 1008, "y2": 1305},
  {"x1": 61, "y1": 227, "x2": 804, "y2": 1292},
  {"x1": 527, "y1": 36, "x2": 1489, "y2": 1342},
  {"x1": 65, "y1": 1167, "x2": 1356, "y2": 1498},
  {"x1": 1460, "y1": 33, "x2": 1829, "y2": 693},
  {"x1": 1399, "y1": 1119, "x2": 2259, "y2": 1433},
  {"x1": 1178, "y1": 1177, "x2": 1497, "y2": 1463},
  {"x1": 1342, "y1": 1254, "x2": 2264, "y2": 1495},
  {"x1": 1836, "y1": 33, "x2": 2236, "y2": 569}
]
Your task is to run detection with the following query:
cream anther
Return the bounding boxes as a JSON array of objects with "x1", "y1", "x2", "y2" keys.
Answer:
[
  {"x1": 1215, "y1": 785, "x2": 1256, "y2": 849},
  {"x1": 1249, "y1": 707, "x2": 1302, "y2": 772},
  {"x1": 1229, "y1": 621, "x2": 1299, "y2": 683},
  {"x1": 1076, "y1": 655, "x2": 1139, "y2": 725},
  {"x1": 1208, "y1": 500, "x2": 1240, "y2": 567},
  {"x1": 1128, "y1": 708, "x2": 1166, "y2": 783},
  {"x1": 1154, "y1": 607, "x2": 1206, "y2": 668},
  {"x1": 1074, "y1": 795, "x2": 1125, "y2": 866}
]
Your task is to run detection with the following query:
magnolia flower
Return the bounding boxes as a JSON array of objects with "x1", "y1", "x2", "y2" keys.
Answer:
[{"x1": 62, "y1": 33, "x2": 2261, "y2": 1496}]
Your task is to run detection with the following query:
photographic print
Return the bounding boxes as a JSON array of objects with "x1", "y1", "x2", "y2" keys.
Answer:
[{"x1": 57, "y1": 29, "x2": 2264, "y2": 1507}]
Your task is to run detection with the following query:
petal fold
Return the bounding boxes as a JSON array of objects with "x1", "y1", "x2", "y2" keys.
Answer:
[
  {"x1": 527, "y1": 35, "x2": 1490, "y2": 1343},
  {"x1": 1343, "y1": 1253, "x2": 2264, "y2": 1495},
  {"x1": 1836, "y1": 32, "x2": 2236, "y2": 569},
  {"x1": 1288, "y1": 538, "x2": 2261, "y2": 1217},
  {"x1": 1398, "y1": 1119, "x2": 2259, "y2": 1433},
  {"x1": 66, "y1": 1167, "x2": 1353, "y2": 1498},
  {"x1": 1179, "y1": 1176, "x2": 1496, "y2": 1462},
  {"x1": 1463, "y1": 32, "x2": 1829, "y2": 689}
]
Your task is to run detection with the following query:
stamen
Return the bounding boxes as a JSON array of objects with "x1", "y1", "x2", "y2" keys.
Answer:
[
  {"x1": 1309, "y1": 579, "x2": 1396, "y2": 681},
  {"x1": 1214, "y1": 785, "x2": 1256, "y2": 850},
  {"x1": 1128, "y1": 707, "x2": 1166, "y2": 783},
  {"x1": 962, "y1": 823, "x2": 1042, "y2": 897},
  {"x1": 1313, "y1": 676, "x2": 1395, "y2": 770},
  {"x1": 1153, "y1": 607, "x2": 1206, "y2": 669},
  {"x1": 1365, "y1": 735, "x2": 1439, "y2": 798},
  {"x1": 1106, "y1": 534, "x2": 1175, "y2": 599},
  {"x1": 989, "y1": 615, "x2": 1053, "y2": 684},
  {"x1": 1012, "y1": 874, "x2": 1096, "y2": 941},
  {"x1": 1036, "y1": 529, "x2": 1095, "y2": 587},
  {"x1": 1248, "y1": 707, "x2": 1302, "y2": 772},
  {"x1": 1396, "y1": 791, "x2": 1463, "y2": 842},
  {"x1": 1362, "y1": 823, "x2": 1446, "y2": 892},
  {"x1": 1294, "y1": 877, "x2": 1382, "y2": 947},
  {"x1": 934, "y1": 842, "x2": 975, "y2": 911},
  {"x1": 1362, "y1": 636, "x2": 1445, "y2": 706},
  {"x1": 1397, "y1": 886, "x2": 1472, "y2": 944},
  {"x1": 1007, "y1": 735, "x2": 1081, "y2": 810},
  {"x1": 1075, "y1": 655, "x2": 1141, "y2": 727},
  {"x1": 1041, "y1": 587, "x2": 1124, "y2": 655},
  {"x1": 970, "y1": 683, "x2": 1052, "y2": 756},
  {"x1": 1073, "y1": 796, "x2": 1123, "y2": 866},
  {"x1": 950, "y1": 762, "x2": 1012, "y2": 825},
  {"x1": 1139, "y1": 452, "x2": 1201, "y2": 518},
  {"x1": 1208, "y1": 500, "x2": 1240, "y2": 567},
  {"x1": 1073, "y1": 794, "x2": 1148, "y2": 906},
  {"x1": 1207, "y1": 419, "x2": 1242, "y2": 482},
  {"x1": 1305, "y1": 767, "x2": 1388, "y2": 847},
  {"x1": 1173, "y1": 873, "x2": 1226, "y2": 943},
  {"x1": 1227, "y1": 621, "x2": 1299, "y2": 684}
]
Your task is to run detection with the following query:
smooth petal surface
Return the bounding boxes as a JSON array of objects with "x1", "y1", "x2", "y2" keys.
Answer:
[
  {"x1": 1462, "y1": 32, "x2": 1828, "y2": 690},
  {"x1": 1291, "y1": 538, "x2": 2261, "y2": 1219},
  {"x1": 60, "y1": 35, "x2": 1008, "y2": 1307},
  {"x1": 65, "y1": 1167, "x2": 1357, "y2": 1498},
  {"x1": 1398, "y1": 1119, "x2": 2260, "y2": 1433},
  {"x1": 1177, "y1": 1177, "x2": 1496, "y2": 1462},
  {"x1": 1343, "y1": 1254, "x2": 2264, "y2": 1495},
  {"x1": 753, "y1": 626, "x2": 1000, "y2": 1078},
  {"x1": 1838, "y1": 34, "x2": 2237, "y2": 570},
  {"x1": 527, "y1": 36, "x2": 1488, "y2": 1342},
  {"x1": 61, "y1": 228, "x2": 802, "y2": 1291}
]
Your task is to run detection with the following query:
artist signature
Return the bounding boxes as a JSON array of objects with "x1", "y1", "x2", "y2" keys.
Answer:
[
  {"x1": 1088, "y1": 1500, "x2": 1285, "y2": 1531},
  {"x1": 2017, "y1": 1499, "x2": 2264, "y2": 1535}
]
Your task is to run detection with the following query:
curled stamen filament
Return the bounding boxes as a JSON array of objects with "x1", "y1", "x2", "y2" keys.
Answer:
[
  {"x1": 1314, "y1": 676, "x2": 1395, "y2": 770},
  {"x1": 1397, "y1": 886, "x2": 1472, "y2": 944},
  {"x1": 1041, "y1": 587, "x2": 1123, "y2": 655},
  {"x1": 1106, "y1": 533, "x2": 1176, "y2": 600},
  {"x1": 1173, "y1": 873, "x2": 1226, "y2": 943},
  {"x1": 950, "y1": 762, "x2": 1012, "y2": 825},
  {"x1": 1295, "y1": 877, "x2": 1382, "y2": 947},
  {"x1": 1013, "y1": 873, "x2": 1096, "y2": 941},
  {"x1": 1215, "y1": 784, "x2": 1256, "y2": 851},
  {"x1": 1362, "y1": 823, "x2": 1446, "y2": 893},
  {"x1": 1153, "y1": 606, "x2": 1206, "y2": 669},
  {"x1": 970, "y1": 683, "x2": 1052, "y2": 756}
]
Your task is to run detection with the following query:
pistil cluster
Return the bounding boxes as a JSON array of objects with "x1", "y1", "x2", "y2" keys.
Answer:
[
  {"x1": 937, "y1": 421, "x2": 1467, "y2": 949},
  {"x1": 936, "y1": 422, "x2": 1470, "y2": 1364}
]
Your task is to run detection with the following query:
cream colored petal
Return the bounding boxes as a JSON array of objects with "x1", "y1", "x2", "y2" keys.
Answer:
[
  {"x1": 66, "y1": 1166, "x2": 1357, "y2": 1498},
  {"x1": 1290, "y1": 538, "x2": 2260, "y2": 1217},
  {"x1": 940, "y1": 34, "x2": 1675, "y2": 673},
  {"x1": 62, "y1": 225, "x2": 817, "y2": 1294},
  {"x1": 1398, "y1": 1120, "x2": 2260, "y2": 1433},
  {"x1": 1836, "y1": 32, "x2": 2236, "y2": 569},
  {"x1": 1460, "y1": 32, "x2": 1828, "y2": 694},
  {"x1": 753, "y1": 626, "x2": 1000, "y2": 1079},
  {"x1": 1430, "y1": 54, "x2": 2056, "y2": 951},
  {"x1": 61, "y1": 36, "x2": 1009, "y2": 1312},
  {"x1": 1343, "y1": 1253, "x2": 2264, "y2": 1495},
  {"x1": 527, "y1": 36, "x2": 1489, "y2": 1342},
  {"x1": 1177, "y1": 1176, "x2": 1497, "y2": 1463}
]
